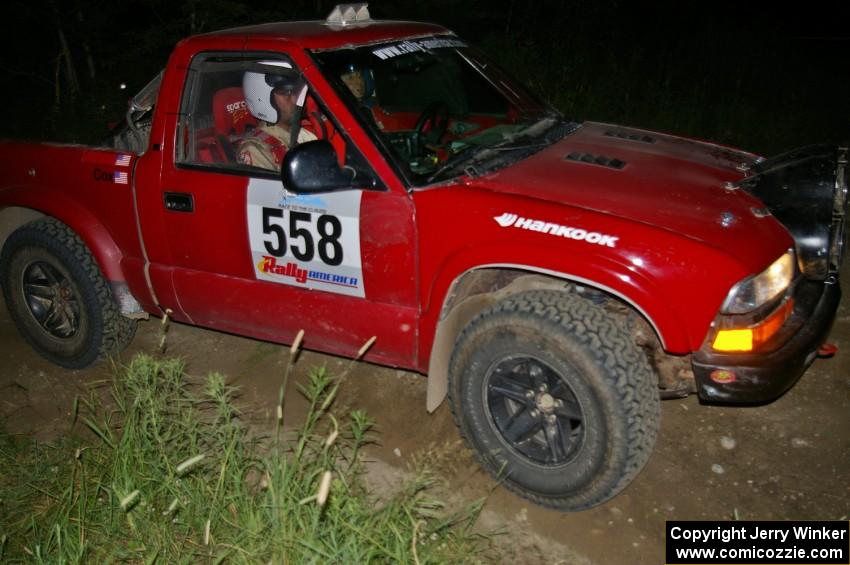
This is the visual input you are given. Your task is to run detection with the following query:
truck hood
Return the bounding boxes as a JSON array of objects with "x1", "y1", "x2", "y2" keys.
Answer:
[{"x1": 466, "y1": 121, "x2": 792, "y2": 265}]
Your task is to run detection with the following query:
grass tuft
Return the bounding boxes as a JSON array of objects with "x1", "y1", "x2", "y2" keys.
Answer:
[{"x1": 0, "y1": 353, "x2": 493, "y2": 563}]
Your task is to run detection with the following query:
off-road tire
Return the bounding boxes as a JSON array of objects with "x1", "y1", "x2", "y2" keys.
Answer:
[
  {"x1": 448, "y1": 290, "x2": 660, "y2": 511},
  {"x1": 0, "y1": 218, "x2": 136, "y2": 368}
]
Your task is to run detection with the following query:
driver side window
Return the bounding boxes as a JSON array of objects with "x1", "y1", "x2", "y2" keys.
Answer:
[
  {"x1": 175, "y1": 53, "x2": 359, "y2": 178},
  {"x1": 176, "y1": 54, "x2": 278, "y2": 171}
]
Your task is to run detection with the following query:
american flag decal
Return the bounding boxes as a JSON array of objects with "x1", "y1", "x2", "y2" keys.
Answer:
[
  {"x1": 113, "y1": 171, "x2": 129, "y2": 185},
  {"x1": 114, "y1": 154, "x2": 131, "y2": 166}
]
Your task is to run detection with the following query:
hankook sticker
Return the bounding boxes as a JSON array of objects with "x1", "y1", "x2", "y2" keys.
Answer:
[
  {"x1": 494, "y1": 212, "x2": 619, "y2": 248},
  {"x1": 247, "y1": 178, "x2": 364, "y2": 297}
]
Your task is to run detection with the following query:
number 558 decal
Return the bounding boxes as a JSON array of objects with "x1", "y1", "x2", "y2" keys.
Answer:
[{"x1": 247, "y1": 178, "x2": 365, "y2": 297}]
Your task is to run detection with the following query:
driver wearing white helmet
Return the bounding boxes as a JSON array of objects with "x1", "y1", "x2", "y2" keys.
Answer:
[{"x1": 237, "y1": 68, "x2": 318, "y2": 171}]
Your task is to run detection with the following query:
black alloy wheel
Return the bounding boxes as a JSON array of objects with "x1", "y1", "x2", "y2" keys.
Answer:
[
  {"x1": 21, "y1": 260, "x2": 82, "y2": 339},
  {"x1": 485, "y1": 356, "x2": 584, "y2": 466}
]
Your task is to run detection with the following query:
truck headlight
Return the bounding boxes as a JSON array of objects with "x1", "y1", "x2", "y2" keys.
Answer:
[{"x1": 721, "y1": 250, "x2": 795, "y2": 314}]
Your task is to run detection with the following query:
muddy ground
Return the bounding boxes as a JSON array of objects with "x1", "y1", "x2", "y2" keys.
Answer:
[{"x1": 2, "y1": 268, "x2": 849, "y2": 563}]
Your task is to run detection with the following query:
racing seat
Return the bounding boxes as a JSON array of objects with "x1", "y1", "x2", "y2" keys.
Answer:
[{"x1": 211, "y1": 87, "x2": 258, "y2": 162}]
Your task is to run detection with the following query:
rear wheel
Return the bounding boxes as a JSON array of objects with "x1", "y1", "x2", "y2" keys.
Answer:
[
  {"x1": 448, "y1": 290, "x2": 660, "y2": 511},
  {"x1": 0, "y1": 218, "x2": 136, "y2": 368}
]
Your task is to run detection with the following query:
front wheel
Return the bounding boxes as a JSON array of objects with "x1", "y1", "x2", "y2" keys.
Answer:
[
  {"x1": 1, "y1": 218, "x2": 136, "y2": 368},
  {"x1": 448, "y1": 290, "x2": 660, "y2": 511}
]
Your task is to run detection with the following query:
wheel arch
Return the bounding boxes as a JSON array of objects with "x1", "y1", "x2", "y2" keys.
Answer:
[
  {"x1": 0, "y1": 195, "x2": 125, "y2": 284},
  {"x1": 424, "y1": 264, "x2": 680, "y2": 412}
]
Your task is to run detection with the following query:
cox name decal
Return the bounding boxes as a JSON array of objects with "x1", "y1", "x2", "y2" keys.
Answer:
[{"x1": 93, "y1": 168, "x2": 128, "y2": 185}]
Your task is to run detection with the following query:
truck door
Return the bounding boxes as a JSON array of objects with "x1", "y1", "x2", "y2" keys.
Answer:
[{"x1": 143, "y1": 51, "x2": 419, "y2": 367}]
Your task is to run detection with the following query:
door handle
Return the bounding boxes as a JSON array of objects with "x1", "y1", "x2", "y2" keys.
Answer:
[{"x1": 164, "y1": 192, "x2": 194, "y2": 212}]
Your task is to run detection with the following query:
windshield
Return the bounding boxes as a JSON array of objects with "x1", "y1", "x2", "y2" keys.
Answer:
[{"x1": 313, "y1": 36, "x2": 573, "y2": 185}]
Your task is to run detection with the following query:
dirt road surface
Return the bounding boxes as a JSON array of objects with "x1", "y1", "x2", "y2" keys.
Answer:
[{"x1": 2, "y1": 265, "x2": 849, "y2": 563}]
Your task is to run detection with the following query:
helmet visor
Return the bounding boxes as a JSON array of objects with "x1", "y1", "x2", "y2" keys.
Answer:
[{"x1": 264, "y1": 73, "x2": 304, "y2": 95}]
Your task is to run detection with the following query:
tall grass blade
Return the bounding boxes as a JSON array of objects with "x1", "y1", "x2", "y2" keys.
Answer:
[{"x1": 0, "y1": 352, "x2": 493, "y2": 562}]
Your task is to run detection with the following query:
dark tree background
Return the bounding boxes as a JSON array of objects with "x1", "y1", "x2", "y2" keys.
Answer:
[{"x1": 1, "y1": 0, "x2": 848, "y2": 154}]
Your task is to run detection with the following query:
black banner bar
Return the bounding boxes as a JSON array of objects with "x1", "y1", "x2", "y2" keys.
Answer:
[{"x1": 666, "y1": 521, "x2": 849, "y2": 564}]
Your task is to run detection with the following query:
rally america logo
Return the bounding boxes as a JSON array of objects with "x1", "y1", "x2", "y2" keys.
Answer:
[
  {"x1": 257, "y1": 256, "x2": 360, "y2": 289},
  {"x1": 493, "y1": 213, "x2": 619, "y2": 248}
]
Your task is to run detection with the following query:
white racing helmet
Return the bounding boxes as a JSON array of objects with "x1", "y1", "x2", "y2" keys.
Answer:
[{"x1": 243, "y1": 61, "x2": 305, "y2": 123}]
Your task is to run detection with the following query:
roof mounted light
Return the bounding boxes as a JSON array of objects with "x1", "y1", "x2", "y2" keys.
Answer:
[{"x1": 326, "y1": 3, "x2": 371, "y2": 26}]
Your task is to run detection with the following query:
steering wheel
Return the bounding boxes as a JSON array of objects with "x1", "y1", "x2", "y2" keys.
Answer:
[{"x1": 414, "y1": 101, "x2": 450, "y2": 148}]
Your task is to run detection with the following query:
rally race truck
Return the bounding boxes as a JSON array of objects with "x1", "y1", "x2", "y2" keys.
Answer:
[{"x1": 0, "y1": 5, "x2": 846, "y2": 511}]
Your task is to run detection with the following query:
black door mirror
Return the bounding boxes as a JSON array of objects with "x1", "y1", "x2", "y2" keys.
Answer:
[{"x1": 281, "y1": 140, "x2": 358, "y2": 193}]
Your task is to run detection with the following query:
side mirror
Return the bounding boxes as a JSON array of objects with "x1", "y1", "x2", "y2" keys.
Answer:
[{"x1": 282, "y1": 140, "x2": 366, "y2": 193}]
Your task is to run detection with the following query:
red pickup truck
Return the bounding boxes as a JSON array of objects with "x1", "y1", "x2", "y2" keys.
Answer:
[{"x1": 0, "y1": 5, "x2": 845, "y2": 510}]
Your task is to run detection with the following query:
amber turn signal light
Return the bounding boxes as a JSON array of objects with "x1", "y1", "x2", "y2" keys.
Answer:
[{"x1": 712, "y1": 298, "x2": 794, "y2": 353}]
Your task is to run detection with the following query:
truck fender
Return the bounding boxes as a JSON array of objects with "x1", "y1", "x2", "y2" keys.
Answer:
[
  {"x1": 423, "y1": 262, "x2": 683, "y2": 413},
  {"x1": 0, "y1": 192, "x2": 142, "y2": 315}
]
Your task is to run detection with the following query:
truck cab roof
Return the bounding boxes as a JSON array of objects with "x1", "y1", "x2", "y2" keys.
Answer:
[{"x1": 194, "y1": 20, "x2": 451, "y2": 51}]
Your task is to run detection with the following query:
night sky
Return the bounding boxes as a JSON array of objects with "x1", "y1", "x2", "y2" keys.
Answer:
[{"x1": 1, "y1": 0, "x2": 848, "y2": 153}]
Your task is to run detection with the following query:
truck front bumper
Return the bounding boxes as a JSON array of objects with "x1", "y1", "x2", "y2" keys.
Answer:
[{"x1": 691, "y1": 278, "x2": 841, "y2": 404}]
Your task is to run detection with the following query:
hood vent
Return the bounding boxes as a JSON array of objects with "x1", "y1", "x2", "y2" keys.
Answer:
[
  {"x1": 603, "y1": 130, "x2": 656, "y2": 144},
  {"x1": 565, "y1": 152, "x2": 627, "y2": 170}
]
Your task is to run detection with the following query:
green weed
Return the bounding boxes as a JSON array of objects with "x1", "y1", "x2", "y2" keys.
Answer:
[{"x1": 0, "y1": 353, "x2": 492, "y2": 563}]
